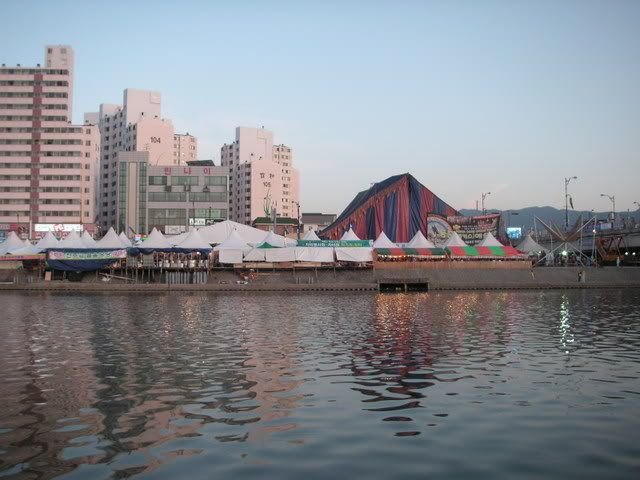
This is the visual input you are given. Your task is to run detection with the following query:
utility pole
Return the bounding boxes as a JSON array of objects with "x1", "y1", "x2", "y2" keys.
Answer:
[{"x1": 481, "y1": 192, "x2": 491, "y2": 214}]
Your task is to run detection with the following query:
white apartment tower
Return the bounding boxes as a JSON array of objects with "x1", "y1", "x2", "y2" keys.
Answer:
[
  {"x1": 220, "y1": 127, "x2": 299, "y2": 224},
  {"x1": 0, "y1": 46, "x2": 100, "y2": 237}
]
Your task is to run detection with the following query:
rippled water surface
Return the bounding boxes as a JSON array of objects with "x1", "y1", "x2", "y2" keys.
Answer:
[{"x1": 1, "y1": 290, "x2": 640, "y2": 479}]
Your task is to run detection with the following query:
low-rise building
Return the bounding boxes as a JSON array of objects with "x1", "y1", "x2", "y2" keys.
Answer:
[
  {"x1": 301, "y1": 213, "x2": 336, "y2": 233},
  {"x1": 115, "y1": 152, "x2": 228, "y2": 235}
]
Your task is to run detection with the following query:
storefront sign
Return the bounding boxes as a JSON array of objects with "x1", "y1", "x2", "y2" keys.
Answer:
[
  {"x1": 35, "y1": 223, "x2": 83, "y2": 233},
  {"x1": 48, "y1": 249, "x2": 127, "y2": 261}
]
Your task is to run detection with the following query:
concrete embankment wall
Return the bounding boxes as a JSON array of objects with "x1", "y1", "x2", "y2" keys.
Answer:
[
  {"x1": 376, "y1": 266, "x2": 640, "y2": 290},
  {"x1": 0, "y1": 267, "x2": 639, "y2": 292}
]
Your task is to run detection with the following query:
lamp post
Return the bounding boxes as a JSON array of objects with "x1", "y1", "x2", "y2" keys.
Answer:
[
  {"x1": 600, "y1": 193, "x2": 616, "y2": 223},
  {"x1": 294, "y1": 201, "x2": 301, "y2": 240},
  {"x1": 481, "y1": 192, "x2": 491, "y2": 214},
  {"x1": 564, "y1": 176, "x2": 577, "y2": 230}
]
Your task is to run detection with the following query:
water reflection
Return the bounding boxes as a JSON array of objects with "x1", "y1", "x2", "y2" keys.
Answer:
[{"x1": 0, "y1": 290, "x2": 639, "y2": 479}]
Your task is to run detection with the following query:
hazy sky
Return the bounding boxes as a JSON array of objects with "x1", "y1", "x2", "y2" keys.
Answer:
[{"x1": 1, "y1": 0, "x2": 639, "y2": 215}]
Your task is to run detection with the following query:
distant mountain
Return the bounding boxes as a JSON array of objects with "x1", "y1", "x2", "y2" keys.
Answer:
[{"x1": 458, "y1": 206, "x2": 629, "y2": 232}]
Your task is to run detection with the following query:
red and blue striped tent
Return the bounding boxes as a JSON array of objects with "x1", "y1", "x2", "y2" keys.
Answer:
[
  {"x1": 445, "y1": 246, "x2": 525, "y2": 258},
  {"x1": 321, "y1": 173, "x2": 457, "y2": 243}
]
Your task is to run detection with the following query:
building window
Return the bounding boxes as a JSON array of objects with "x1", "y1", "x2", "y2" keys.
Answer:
[{"x1": 148, "y1": 176, "x2": 168, "y2": 186}]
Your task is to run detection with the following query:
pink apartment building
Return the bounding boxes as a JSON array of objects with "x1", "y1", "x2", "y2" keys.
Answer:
[
  {"x1": 0, "y1": 46, "x2": 100, "y2": 238},
  {"x1": 221, "y1": 127, "x2": 299, "y2": 225},
  {"x1": 174, "y1": 133, "x2": 197, "y2": 165},
  {"x1": 91, "y1": 89, "x2": 198, "y2": 230}
]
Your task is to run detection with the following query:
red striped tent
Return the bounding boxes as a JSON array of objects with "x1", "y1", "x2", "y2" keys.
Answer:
[
  {"x1": 445, "y1": 246, "x2": 525, "y2": 258},
  {"x1": 321, "y1": 173, "x2": 457, "y2": 243}
]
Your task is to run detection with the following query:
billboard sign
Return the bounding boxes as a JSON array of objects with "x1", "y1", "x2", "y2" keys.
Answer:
[
  {"x1": 506, "y1": 227, "x2": 522, "y2": 239},
  {"x1": 446, "y1": 213, "x2": 502, "y2": 246}
]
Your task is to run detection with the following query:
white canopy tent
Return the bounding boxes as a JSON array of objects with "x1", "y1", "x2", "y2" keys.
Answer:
[
  {"x1": 372, "y1": 231, "x2": 397, "y2": 248},
  {"x1": 407, "y1": 230, "x2": 435, "y2": 248},
  {"x1": 58, "y1": 231, "x2": 87, "y2": 249},
  {"x1": 118, "y1": 232, "x2": 133, "y2": 247},
  {"x1": 139, "y1": 228, "x2": 172, "y2": 251},
  {"x1": 260, "y1": 230, "x2": 289, "y2": 248},
  {"x1": 294, "y1": 247, "x2": 335, "y2": 263},
  {"x1": 302, "y1": 229, "x2": 321, "y2": 241},
  {"x1": 35, "y1": 231, "x2": 60, "y2": 251},
  {"x1": 81, "y1": 231, "x2": 98, "y2": 248},
  {"x1": 444, "y1": 231, "x2": 468, "y2": 247},
  {"x1": 199, "y1": 220, "x2": 269, "y2": 245},
  {"x1": 516, "y1": 234, "x2": 547, "y2": 254},
  {"x1": 0, "y1": 232, "x2": 28, "y2": 255},
  {"x1": 243, "y1": 248, "x2": 266, "y2": 262},
  {"x1": 478, "y1": 232, "x2": 503, "y2": 247},
  {"x1": 265, "y1": 248, "x2": 297, "y2": 262},
  {"x1": 214, "y1": 230, "x2": 252, "y2": 252},
  {"x1": 335, "y1": 247, "x2": 373, "y2": 262},
  {"x1": 340, "y1": 228, "x2": 361, "y2": 241},
  {"x1": 215, "y1": 230, "x2": 252, "y2": 265},
  {"x1": 174, "y1": 228, "x2": 212, "y2": 251},
  {"x1": 96, "y1": 227, "x2": 127, "y2": 249}
]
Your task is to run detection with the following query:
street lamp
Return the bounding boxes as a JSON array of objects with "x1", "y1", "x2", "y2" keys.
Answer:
[
  {"x1": 481, "y1": 192, "x2": 491, "y2": 214},
  {"x1": 600, "y1": 193, "x2": 616, "y2": 222},
  {"x1": 294, "y1": 201, "x2": 301, "y2": 240},
  {"x1": 564, "y1": 176, "x2": 577, "y2": 230}
]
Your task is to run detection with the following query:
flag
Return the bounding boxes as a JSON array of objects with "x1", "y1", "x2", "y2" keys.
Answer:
[{"x1": 569, "y1": 196, "x2": 574, "y2": 209}]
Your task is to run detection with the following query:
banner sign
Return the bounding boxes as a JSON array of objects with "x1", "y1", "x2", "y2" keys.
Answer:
[
  {"x1": 0, "y1": 254, "x2": 46, "y2": 261},
  {"x1": 48, "y1": 249, "x2": 127, "y2": 261},
  {"x1": 446, "y1": 213, "x2": 501, "y2": 246},
  {"x1": 297, "y1": 240, "x2": 371, "y2": 248},
  {"x1": 35, "y1": 223, "x2": 83, "y2": 233},
  {"x1": 426, "y1": 215, "x2": 454, "y2": 246}
]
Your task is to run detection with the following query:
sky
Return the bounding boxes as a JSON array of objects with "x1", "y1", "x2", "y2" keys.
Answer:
[{"x1": 1, "y1": 0, "x2": 639, "y2": 215}]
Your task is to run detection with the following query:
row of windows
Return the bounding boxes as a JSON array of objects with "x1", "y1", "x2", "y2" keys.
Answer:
[
  {"x1": 0, "y1": 115, "x2": 67, "y2": 121},
  {"x1": 0, "y1": 186, "x2": 81, "y2": 193},
  {"x1": 147, "y1": 175, "x2": 227, "y2": 186},
  {"x1": 0, "y1": 198, "x2": 81, "y2": 205},
  {"x1": 0, "y1": 127, "x2": 85, "y2": 134},
  {"x1": 0, "y1": 80, "x2": 68, "y2": 87},
  {"x1": 0, "y1": 151, "x2": 82, "y2": 157},
  {"x1": 0, "y1": 174, "x2": 84, "y2": 181},
  {"x1": 0, "y1": 103, "x2": 68, "y2": 110},
  {"x1": 0, "y1": 68, "x2": 69, "y2": 75},
  {"x1": 0, "y1": 139, "x2": 83, "y2": 145},
  {"x1": 0, "y1": 92, "x2": 68, "y2": 98},
  {"x1": 146, "y1": 192, "x2": 228, "y2": 203},
  {"x1": 0, "y1": 210, "x2": 82, "y2": 217},
  {"x1": 0, "y1": 162, "x2": 84, "y2": 169}
]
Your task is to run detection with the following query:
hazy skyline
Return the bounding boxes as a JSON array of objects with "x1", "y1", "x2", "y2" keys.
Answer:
[{"x1": 1, "y1": 0, "x2": 638, "y2": 215}]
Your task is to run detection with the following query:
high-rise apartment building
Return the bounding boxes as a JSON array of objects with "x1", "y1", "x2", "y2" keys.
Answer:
[
  {"x1": 0, "y1": 46, "x2": 99, "y2": 238},
  {"x1": 174, "y1": 133, "x2": 197, "y2": 165},
  {"x1": 220, "y1": 127, "x2": 299, "y2": 224},
  {"x1": 92, "y1": 89, "x2": 197, "y2": 230}
]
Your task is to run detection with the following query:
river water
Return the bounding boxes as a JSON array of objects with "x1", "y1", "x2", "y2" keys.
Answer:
[{"x1": 0, "y1": 290, "x2": 639, "y2": 479}]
